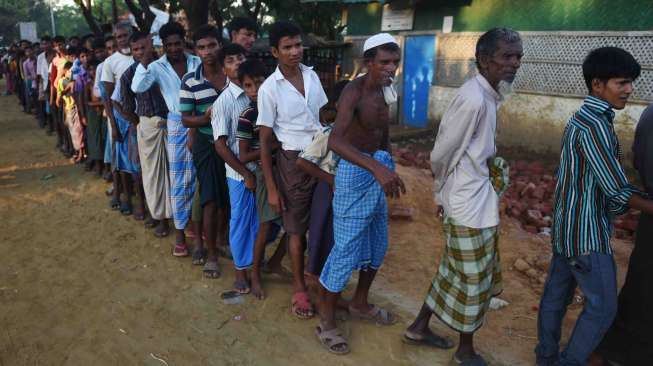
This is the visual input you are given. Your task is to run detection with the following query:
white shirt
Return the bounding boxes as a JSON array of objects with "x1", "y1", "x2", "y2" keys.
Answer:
[
  {"x1": 211, "y1": 81, "x2": 254, "y2": 181},
  {"x1": 36, "y1": 52, "x2": 49, "y2": 92},
  {"x1": 431, "y1": 74, "x2": 502, "y2": 229},
  {"x1": 256, "y1": 64, "x2": 328, "y2": 151},
  {"x1": 100, "y1": 51, "x2": 133, "y2": 84},
  {"x1": 93, "y1": 62, "x2": 104, "y2": 99}
]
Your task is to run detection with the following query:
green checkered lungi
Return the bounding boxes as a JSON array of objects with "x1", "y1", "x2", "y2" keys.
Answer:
[{"x1": 425, "y1": 217, "x2": 502, "y2": 333}]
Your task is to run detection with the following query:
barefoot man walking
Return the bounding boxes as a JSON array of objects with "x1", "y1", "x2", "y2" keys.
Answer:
[{"x1": 316, "y1": 33, "x2": 405, "y2": 355}]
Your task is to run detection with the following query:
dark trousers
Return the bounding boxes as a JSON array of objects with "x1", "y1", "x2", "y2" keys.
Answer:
[{"x1": 535, "y1": 252, "x2": 617, "y2": 366}]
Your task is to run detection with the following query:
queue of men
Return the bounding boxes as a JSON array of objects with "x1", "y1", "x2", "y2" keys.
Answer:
[{"x1": 6, "y1": 16, "x2": 652, "y2": 365}]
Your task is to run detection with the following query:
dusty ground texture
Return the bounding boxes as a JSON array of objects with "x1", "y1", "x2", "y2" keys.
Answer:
[{"x1": 0, "y1": 90, "x2": 632, "y2": 366}]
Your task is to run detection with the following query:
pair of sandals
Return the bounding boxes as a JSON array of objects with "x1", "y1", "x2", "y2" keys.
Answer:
[
  {"x1": 187, "y1": 247, "x2": 222, "y2": 280},
  {"x1": 315, "y1": 304, "x2": 399, "y2": 355}
]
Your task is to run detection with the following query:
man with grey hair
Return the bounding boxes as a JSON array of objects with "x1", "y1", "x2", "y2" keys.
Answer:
[{"x1": 404, "y1": 28, "x2": 522, "y2": 365}]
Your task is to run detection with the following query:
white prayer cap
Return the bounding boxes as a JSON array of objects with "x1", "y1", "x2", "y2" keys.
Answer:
[{"x1": 363, "y1": 33, "x2": 398, "y2": 53}]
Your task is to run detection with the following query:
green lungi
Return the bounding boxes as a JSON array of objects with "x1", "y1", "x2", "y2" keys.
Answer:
[{"x1": 425, "y1": 217, "x2": 502, "y2": 333}]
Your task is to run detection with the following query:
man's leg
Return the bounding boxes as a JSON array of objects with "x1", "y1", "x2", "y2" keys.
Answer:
[
  {"x1": 560, "y1": 253, "x2": 617, "y2": 365},
  {"x1": 535, "y1": 254, "x2": 578, "y2": 365}
]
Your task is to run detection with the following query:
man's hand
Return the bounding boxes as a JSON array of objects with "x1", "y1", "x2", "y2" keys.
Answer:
[
  {"x1": 186, "y1": 131, "x2": 194, "y2": 152},
  {"x1": 244, "y1": 171, "x2": 256, "y2": 192},
  {"x1": 267, "y1": 188, "x2": 286, "y2": 214},
  {"x1": 373, "y1": 164, "x2": 406, "y2": 198},
  {"x1": 203, "y1": 106, "x2": 212, "y2": 123},
  {"x1": 157, "y1": 119, "x2": 167, "y2": 129},
  {"x1": 141, "y1": 35, "x2": 156, "y2": 66},
  {"x1": 112, "y1": 128, "x2": 122, "y2": 142}
]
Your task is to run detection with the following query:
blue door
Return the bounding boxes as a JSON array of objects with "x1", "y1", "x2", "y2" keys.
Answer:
[{"x1": 402, "y1": 35, "x2": 436, "y2": 128}]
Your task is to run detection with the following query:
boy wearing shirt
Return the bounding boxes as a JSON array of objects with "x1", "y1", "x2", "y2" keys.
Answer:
[
  {"x1": 211, "y1": 44, "x2": 255, "y2": 293},
  {"x1": 256, "y1": 21, "x2": 328, "y2": 319}
]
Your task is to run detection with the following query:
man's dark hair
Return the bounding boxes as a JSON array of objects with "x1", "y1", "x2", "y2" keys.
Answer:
[
  {"x1": 79, "y1": 47, "x2": 90, "y2": 55},
  {"x1": 81, "y1": 34, "x2": 94, "y2": 42},
  {"x1": 40, "y1": 35, "x2": 52, "y2": 43},
  {"x1": 105, "y1": 36, "x2": 116, "y2": 44},
  {"x1": 193, "y1": 24, "x2": 222, "y2": 44},
  {"x1": 20, "y1": 39, "x2": 30, "y2": 46},
  {"x1": 582, "y1": 47, "x2": 641, "y2": 92},
  {"x1": 218, "y1": 43, "x2": 246, "y2": 66},
  {"x1": 92, "y1": 38, "x2": 106, "y2": 49},
  {"x1": 69, "y1": 36, "x2": 80, "y2": 42},
  {"x1": 53, "y1": 36, "x2": 66, "y2": 44},
  {"x1": 63, "y1": 61, "x2": 73, "y2": 69},
  {"x1": 475, "y1": 27, "x2": 521, "y2": 69},
  {"x1": 159, "y1": 22, "x2": 185, "y2": 44},
  {"x1": 328, "y1": 79, "x2": 350, "y2": 106},
  {"x1": 229, "y1": 17, "x2": 258, "y2": 37},
  {"x1": 363, "y1": 42, "x2": 400, "y2": 61},
  {"x1": 65, "y1": 46, "x2": 80, "y2": 56},
  {"x1": 269, "y1": 20, "x2": 301, "y2": 49},
  {"x1": 130, "y1": 31, "x2": 149, "y2": 44},
  {"x1": 237, "y1": 59, "x2": 267, "y2": 83}
]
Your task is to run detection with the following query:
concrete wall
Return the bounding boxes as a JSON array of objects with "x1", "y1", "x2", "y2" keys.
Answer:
[{"x1": 428, "y1": 86, "x2": 648, "y2": 164}]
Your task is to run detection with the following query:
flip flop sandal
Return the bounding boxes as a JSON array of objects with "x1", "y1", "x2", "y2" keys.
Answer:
[
  {"x1": 109, "y1": 197, "x2": 120, "y2": 210},
  {"x1": 153, "y1": 225, "x2": 169, "y2": 238},
  {"x1": 172, "y1": 243, "x2": 189, "y2": 257},
  {"x1": 349, "y1": 305, "x2": 397, "y2": 325},
  {"x1": 291, "y1": 291, "x2": 315, "y2": 320},
  {"x1": 144, "y1": 218, "x2": 158, "y2": 228},
  {"x1": 402, "y1": 332, "x2": 455, "y2": 349},
  {"x1": 315, "y1": 325, "x2": 350, "y2": 355},
  {"x1": 233, "y1": 279, "x2": 251, "y2": 294},
  {"x1": 203, "y1": 261, "x2": 221, "y2": 279},
  {"x1": 120, "y1": 202, "x2": 133, "y2": 216},
  {"x1": 191, "y1": 247, "x2": 207, "y2": 266},
  {"x1": 453, "y1": 354, "x2": 488, "y2": 366}
]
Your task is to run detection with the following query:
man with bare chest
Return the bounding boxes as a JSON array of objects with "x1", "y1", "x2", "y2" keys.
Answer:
[{"x1": 316, "y1": 34, "x2": 405, "y2": 354}]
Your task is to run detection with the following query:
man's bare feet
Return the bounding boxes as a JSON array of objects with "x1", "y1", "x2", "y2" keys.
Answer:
[{"x1": 250, "y1": 273, "x2": 265, "y2": 300}]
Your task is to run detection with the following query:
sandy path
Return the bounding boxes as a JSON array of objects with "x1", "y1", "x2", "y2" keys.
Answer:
[{"x1": 0, "y1": 89, "x2": 633, "y2": 365}]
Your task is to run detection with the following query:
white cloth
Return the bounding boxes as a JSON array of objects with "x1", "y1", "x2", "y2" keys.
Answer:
[
  {"x1": 36, "y1": 52, "x2": 49, "y2": 92},
  {"x1": 111, "y1": 80, "x2": 121, "y2": 103},
  {"x1": 431, "y1": 74, "x2": 502, "y2": 229},
  {"x1": 256, "y1": 64, "x2": 328, "y2": 151},
  {"x1": 211, "y1": 81, "x2": 254, "y2": 181},
  {"x1": 100, "y1": 52, "x2": 133, "y2": 84}
]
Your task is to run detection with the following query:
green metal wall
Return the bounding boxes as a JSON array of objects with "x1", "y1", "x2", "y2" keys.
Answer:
[{"x1": 346, "y1": 0, "x2": 653, "y2": 35}]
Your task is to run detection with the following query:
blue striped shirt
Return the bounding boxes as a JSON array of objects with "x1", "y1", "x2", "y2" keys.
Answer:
[
  {"x1": 552, "y1": 96, "x2": 640, "y2": 257},
  {"x1": 179, "y1": 64, "x2": 227, "y2": 135}
]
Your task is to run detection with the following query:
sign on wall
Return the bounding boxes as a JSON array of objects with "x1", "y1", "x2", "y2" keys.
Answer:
[
  {"x1": 19, "y1": 22, "x2": 38, "y2": 43},
  {"x1": 402, "y1": 35, "x2": 436, "y2": 128},
  {"x1": 381, "y1": 4, "x2": 414, "y2": 31}
]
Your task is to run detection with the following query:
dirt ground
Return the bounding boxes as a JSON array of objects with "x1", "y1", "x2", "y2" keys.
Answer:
[{"x1": 0, "y1": 89, "x2": 633, "y2": 366}]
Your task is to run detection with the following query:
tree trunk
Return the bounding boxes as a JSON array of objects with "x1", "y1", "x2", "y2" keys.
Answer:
[
  {"x1": 137, "y1": 0, "x2": 156, "y2": 30},
  {"x1": 124, "y1": 0, "x2": 145, "y2": 30},
  {"x1": 243, "y1": 0, "x2": 263, "y2": 20},
  {"x1": 209, "y1": 0, "x2": 223, "y2": 40},
  {"x1": 74, "y1": 0, "x2": 103, "y2": 36},
  {"x1": 124, "y1": 0, "x2": 155, "y2": 31},
  {"x1": 111, "y1": 0, "x2": 118, "y2": 24},
  {"x1": 181, "y1": 0, "x2": 210, "y2": 36}
]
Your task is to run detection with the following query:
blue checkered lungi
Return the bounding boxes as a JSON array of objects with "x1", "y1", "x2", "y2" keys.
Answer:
[
  {"x1": 166, "y1": 112, "x2": 196, "y2": 230},
  {"x1": 319, "y1": 150, "x2": 394, "y2": 293}
]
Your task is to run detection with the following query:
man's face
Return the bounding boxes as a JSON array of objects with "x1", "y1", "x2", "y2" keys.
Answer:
[
  {"x1": 593, "y1": 78, "x2": 634, "y2": 110},
  {"x1": 114, "y1": 28, "x2": 130, "y2": 50},
  {"x1": 366, "y1": 47, "x2": 400, "y2": 86},
  {"x1": 41, "y1": 41, "x2": 52, "y2": 53},
  {"x1": 54, "y1": 41, "x2": 65, "y2": 55},
  {"x1": 272, "y1": 35, "x2": 303, "y2": 67},
  {"x1": 24, "y1": 48, "x2": 32, "y2": 58},
  {"x1": 130, "y1": 38, "x2": 148, "y2": 62},
  {"x1": 94, "y1": 47, "x2": 107, "y2": 61},
  {"x1": 195, "y1": 37, "x2": 221, "y2": 65},
  {"x1": 223, "y1": 53, "x2": 245, "y2": 80},
  {"x1": 105, "y1": 40, "x2": 116, "y2": 55},
  {"x1": 163, "y1": 34, "x2": 185, "y2": 62},
  {"x1": 20, "y1": 42, "x2": 29, "y2": 51},
  {"x1": 242, "y1": 74, "x2": 265, "y2": 102},
  {"x1": 231, "y1": 28, "x2": 256, "y2": 51},
  {"x1": 84, "y1": 38, "x2": 94, "y2": 51},
  {"x1": 481, "y1": 40, "x2": 523, "y2": 84},
  {"x1": 80, "y1": 52, "x2": 89, "y2": 65},
  {"x1": 65, "y1": 53, "x2": 75, "y2": 62}
]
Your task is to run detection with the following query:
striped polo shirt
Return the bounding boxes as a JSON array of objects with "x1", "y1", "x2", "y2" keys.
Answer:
[
  {"x1": 179, "y1": 64, "x2": 227, "y2": 135},
  {"x1": 551, "y1": 96, "x2": 640, "y2": 257}
]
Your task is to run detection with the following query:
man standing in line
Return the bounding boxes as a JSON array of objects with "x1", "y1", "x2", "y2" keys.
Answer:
[
  {"x1": 101, "y1": 22, "x2": 135, "y2": 214},
  {"x1": 405, "y1": 28, "x2": 523, "y2": 366},
  {"x1": 179, "y1": 25, "x2": 229, "y2": 275},
  {"x1": 36, "y1": 36, "x2": 55, "y2": 133},
  {"x1": 257, "y1": 21, "x2": 328, "y2": 319},
  {"x1": 132, "y1": 22, "x2": 201, "y2": 256}
]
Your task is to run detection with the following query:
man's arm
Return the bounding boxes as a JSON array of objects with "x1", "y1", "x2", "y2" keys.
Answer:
[
  {"x1": 131, "y1": 45, "x2": 158, "y2": 93},
  {"x1": 296, "y1": 158, "x2": 334, "y2": 187},
  {"x1": 118, "y1": 72, "x2": 139, "y2": 125},
  {"x1": 259, "y1": 126, "x2": 283, "y2": 211},
  {"x1": 102, "y1": 81, "x2": 121, "y2": 141},
  {"x1": 328, "y1": 84, "x2": 405, "y2": 198},
  {"x1": 238, "y1": 139, "x2": 260, "y2": 163},
  {"x1": 215, "y1": 137, "x2": 256, "y2": 190}
]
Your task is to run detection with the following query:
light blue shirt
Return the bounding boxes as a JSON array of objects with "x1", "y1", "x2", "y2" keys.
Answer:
[{"x1": 131, "y1": 53, "x2": 200, "y2": 114}]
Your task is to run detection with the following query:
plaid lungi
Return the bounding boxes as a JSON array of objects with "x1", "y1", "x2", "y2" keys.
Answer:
[
  {"x1": 166, "y1": 112, "x2": 196, "y2": 230},
  {"x1": 425, "y1": 217, "x2": 502, "y2": 333}
]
